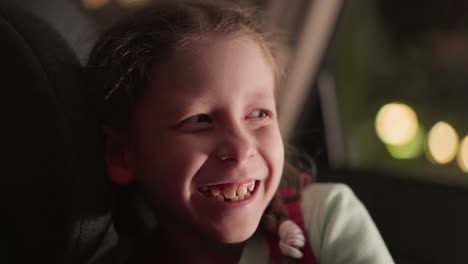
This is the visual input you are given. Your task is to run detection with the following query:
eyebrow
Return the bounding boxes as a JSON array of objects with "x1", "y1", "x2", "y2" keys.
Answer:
[{"x1": 161, "y1": 94, "x2": 211, "y2": 117}]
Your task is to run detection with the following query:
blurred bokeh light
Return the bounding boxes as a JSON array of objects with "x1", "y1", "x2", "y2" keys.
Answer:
[
  {"x1": 376, "y1": 103, "x2": 418, "y2": 145},
  {"x1": 386, "y1": 124, "x2": 425, "y2": 159},
  {"x1": 458, "y1": 136, "x2": 468, "y2": 173},
  {"x1": 426, "y1": 122, "x2": 459, "y2": 164}
]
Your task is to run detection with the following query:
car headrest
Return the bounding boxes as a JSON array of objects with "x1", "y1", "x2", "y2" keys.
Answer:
[{"x1": 0, "y1": 4, "x2": 116, "y2": 264}]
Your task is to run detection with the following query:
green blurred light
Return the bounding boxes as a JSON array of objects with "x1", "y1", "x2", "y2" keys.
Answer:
[{"x1": 386, "y1": 123, "x2": 425, "y2": 159}]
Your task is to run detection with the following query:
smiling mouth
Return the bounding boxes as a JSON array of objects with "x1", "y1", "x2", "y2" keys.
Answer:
[{"x1": 198, "y1": 180, "x2": 258, "y2": 202}]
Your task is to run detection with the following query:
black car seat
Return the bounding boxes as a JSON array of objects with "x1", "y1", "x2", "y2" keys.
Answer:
[{"x1": 1, "y1": 3, "x2": 116, "y2": 264}]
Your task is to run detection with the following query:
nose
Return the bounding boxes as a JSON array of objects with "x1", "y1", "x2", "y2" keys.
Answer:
[{"x1": 216, "y1": 127, "x2": 256, "y2": 163}]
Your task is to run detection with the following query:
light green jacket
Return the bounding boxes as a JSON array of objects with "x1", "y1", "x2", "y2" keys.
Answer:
[{"x1": 239, "y1": 183, "x2": 395, "y2": 264}]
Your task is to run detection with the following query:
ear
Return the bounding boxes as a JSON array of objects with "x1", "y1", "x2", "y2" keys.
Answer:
[{"x1": 102, "y1": 125, "x2": 136, "y2": 185}]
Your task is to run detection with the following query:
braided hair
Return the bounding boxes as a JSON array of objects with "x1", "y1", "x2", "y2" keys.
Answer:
[{"x1": 86, "y1": 1, "x2": 312, "y2": 261}]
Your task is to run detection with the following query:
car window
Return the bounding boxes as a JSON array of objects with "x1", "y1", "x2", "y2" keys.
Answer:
[{"x1": 322, "y1": 0, "x2": 468, "y2": 187}]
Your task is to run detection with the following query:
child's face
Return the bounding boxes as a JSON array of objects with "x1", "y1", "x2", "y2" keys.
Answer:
[{"x1": 131, "y1": 35, "x2": 284, "y2": 243}]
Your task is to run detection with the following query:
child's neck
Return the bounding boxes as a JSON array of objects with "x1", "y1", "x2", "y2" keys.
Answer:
[{"x1": 151, "y1": 220, "x2": 245, "y2": 264}]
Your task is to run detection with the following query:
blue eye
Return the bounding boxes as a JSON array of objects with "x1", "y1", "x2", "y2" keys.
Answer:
[{"x1": 248, "y1": 109, "x2": 269, "y2": 118}]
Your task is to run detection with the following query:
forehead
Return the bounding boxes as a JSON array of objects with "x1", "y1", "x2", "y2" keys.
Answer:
[{"x1": 145, "y1": 35, "x2": 276, "y2": 105}]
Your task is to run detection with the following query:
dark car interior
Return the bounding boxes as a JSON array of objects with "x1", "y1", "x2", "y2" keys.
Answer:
[
  {"x1": 1, "y1": 3, "x2": 115, "y2": 263},
  {"x1": 2, "y1": 0, "x2": 467, "y2": 263}
]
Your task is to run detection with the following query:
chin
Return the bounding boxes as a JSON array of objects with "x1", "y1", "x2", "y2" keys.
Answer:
[
  {"x1": 207, "y1": 215, "x2": 261, "y2": 244},
  {"x1": 217, "y1": 225, "x2": 258, "y2": 244}
]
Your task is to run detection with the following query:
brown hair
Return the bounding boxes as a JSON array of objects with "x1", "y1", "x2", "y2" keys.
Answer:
[
  {"x1": 86, "y1": 1, "x2": 310, "y2": 262},
  {"x1": 87, "y1": 0, "x2": 282, "y2": 137}
]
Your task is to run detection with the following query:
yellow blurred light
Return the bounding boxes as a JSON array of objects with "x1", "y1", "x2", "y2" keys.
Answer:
[
  {"x1": 426, "y1": 122, "x2": 459, "y2": 164},
  {"x1": 375, "y1": 103, "x2": 418, "y2": 145},
  {"x1": 81, "y1": 0, "x2": 110, "y2": 10},
  {"x1": 458, "y1": 136, "x2": 468, "y2": 173},
  {"x1": 117, "y1": 0, "x2": 149, "y2": 7},
  {"x1": 386, "y1": 123, "x2": 425, "y2": 159}
]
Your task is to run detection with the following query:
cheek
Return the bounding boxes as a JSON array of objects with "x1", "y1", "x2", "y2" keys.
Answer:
[
  {"x1": 257, "y1": 126, "x2": 284, "y2": 185},
  {"x1": 136, "y1": 127, "x2": 210, "y2": 169},
  {"x1": 133, "y1": 131, "x2": 212, "y2": 201},
  {"x1": 259, "y1": 125, "x2": 284, "y2": 163}
]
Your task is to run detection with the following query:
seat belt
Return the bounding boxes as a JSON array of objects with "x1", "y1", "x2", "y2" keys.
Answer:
[{"x1": 266, "y1": 173, "x2": 317, "y2": 264}]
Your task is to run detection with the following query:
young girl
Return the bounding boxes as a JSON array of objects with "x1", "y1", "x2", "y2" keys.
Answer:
[{"x1": 87, "y1": 1, "x2": 394, "y2": 263}]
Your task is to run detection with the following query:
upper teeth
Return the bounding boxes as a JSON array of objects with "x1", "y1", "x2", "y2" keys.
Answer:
[
  {"x1": 248, "y1": 181, "x2": 255, "y2": 191},
  {"x1": 210, "y1": 188, "x2": 221, "y2": 197},
  {"x1": 223, "y1": 187, "x2": 236, "y2": 199},
  {"x1": 199, "y1": 181, "x2": 257, "y2": 202},
  {"x1": 237, "y1": 186, "x2": 247, "y2": 197}
]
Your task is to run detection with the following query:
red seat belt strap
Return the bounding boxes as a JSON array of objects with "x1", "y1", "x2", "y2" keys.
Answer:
[{"x1": 266, "y1": 185, "x2": 317, "y2": 264}]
